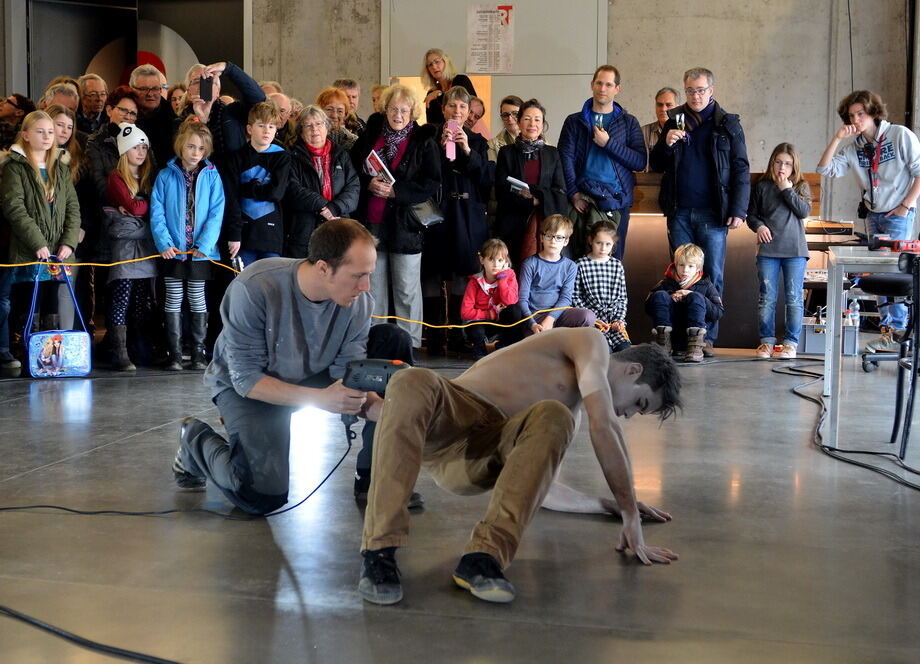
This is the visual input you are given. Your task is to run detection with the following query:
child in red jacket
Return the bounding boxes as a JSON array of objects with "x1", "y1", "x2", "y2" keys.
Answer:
[{"x1": 460, "y1": 238, "x2": 520, "y2": 359}]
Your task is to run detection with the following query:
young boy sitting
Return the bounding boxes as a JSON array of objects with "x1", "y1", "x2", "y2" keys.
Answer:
[
  {"x1": 219, "y1": 101, "x2": 292, "y2": 267},
  {"x1": 645, "y1": 243, "x2": 723, "y2": 362},
  {"x1": 517, "y1": 214, "x2": 596, "y2": 338},
  {"x1": 460, "y1": 238, "x2": 521, "y2": 359}
]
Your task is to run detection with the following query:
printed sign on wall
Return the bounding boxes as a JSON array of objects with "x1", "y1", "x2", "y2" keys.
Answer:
[{"x1": 467, "y1": 4, "x2": 514, "y2": 74}]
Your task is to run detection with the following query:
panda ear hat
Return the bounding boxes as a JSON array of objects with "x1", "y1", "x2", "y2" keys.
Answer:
[{"x1": 116, "y1": 122, "x2": 150, "y2": 156}]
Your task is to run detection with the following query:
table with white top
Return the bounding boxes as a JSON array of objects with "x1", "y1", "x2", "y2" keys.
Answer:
[{"x1": 824, "y1": 246, "x2": 901, "y2": 448}]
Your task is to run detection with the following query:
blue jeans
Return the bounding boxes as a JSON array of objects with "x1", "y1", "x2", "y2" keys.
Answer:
[
  {"x1": 757, "y1": 256, "x2": 806, "y2": 345},
  {"x1": 237, "y1": 250, "x2": 280, "y2": 269},
  {"x1": 647, "y1": 289, "x2": 709, "y2": 329},
  {"x1": 667, "y1": 207, "x2": 727, "y2": 342},
  {"x1": 867, "y1": 209, "x2": 915, "y2": 329}
]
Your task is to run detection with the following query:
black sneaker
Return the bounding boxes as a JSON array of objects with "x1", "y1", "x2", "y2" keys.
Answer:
[
  {"x1": 172, "y1": 417, "x2": 206, "y2": 490},
  {"x1": 358, "y1": 547, "x2": 403, "y2": 605},
  {"x1": 452, "y1": 552, "x2": 515, "y2": 603}
]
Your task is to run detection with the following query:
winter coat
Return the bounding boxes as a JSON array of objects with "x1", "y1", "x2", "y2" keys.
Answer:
[
  {"x1": 494, "y1": 142, "x2": 568, "y2": 262},
  {"x1": 219, "y1": 143, "x2": 291, "y2": 254},
  {"x1": 104, "y1": 171, "x2": 157, "y2": 281},
  {"x1": 650, "y1": 102, "x2": 750, "y2": 221},
  {"x1": 425, "y1": 124, "x2": 491, "y2": 279},
  {"x1": 150, "y1": 157, "x2": 225, "y2": 262},
  {"x1": 284, "y1": 140, "x2": 360, "y2": 258},
  {"x1": 645, "y1": 270, "x2": 724, "y2": 323},
  {"x1": 350, "y1": 112, "x2": 441, "y2": 254},
  {"x1": 85, "y1": 123, "x2": 125, "y2": 260},
  {"x1": 460, "y1": 269, "x2": 519, "y2": 321},
  {"x1": 0, "y1": 146, "x2": 81, "y2": 266},
  {"x1": 558, "y1": 99, "x2": 646, "y2": 208}
]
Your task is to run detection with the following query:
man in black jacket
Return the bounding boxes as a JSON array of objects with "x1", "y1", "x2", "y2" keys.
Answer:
[{"x1": 650, "y1": 67, "x2": 750, "y2": 354}]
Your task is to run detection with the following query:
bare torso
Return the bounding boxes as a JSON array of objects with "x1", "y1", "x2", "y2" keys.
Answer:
[{"x1": 455, "y1": 327, "x2": 610, "y2": 417}]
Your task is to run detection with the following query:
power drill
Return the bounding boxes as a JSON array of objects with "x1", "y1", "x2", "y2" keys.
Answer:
[
  {"x1": 868, "y1": 235, "x2": 920, "y2": 252},
  {"x1": 340, "y1": 358, "x2": 409, "y2": 430}
]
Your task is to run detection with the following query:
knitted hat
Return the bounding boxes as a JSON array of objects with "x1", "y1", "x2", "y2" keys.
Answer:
[{"x1": 116, "y1": 122, "x2": 149, "y2": 156}]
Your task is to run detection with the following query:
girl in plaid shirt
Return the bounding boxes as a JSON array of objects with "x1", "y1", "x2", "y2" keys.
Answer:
[{"x1": 573, "y1": 220, "x2": 629, "y2": 352}]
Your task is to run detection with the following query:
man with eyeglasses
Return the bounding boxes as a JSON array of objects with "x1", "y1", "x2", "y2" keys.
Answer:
[
  {"x1": 0, "y1": 93, "x2": 36, "y2": 150},
  {"x1": 130, "y1": 64, "x2": 175, "y2": 166},
  {"x1": 77, "y1": 74, "x2": 108, "y2": 134},
  {"x1": 650, "y1": 66, "x2": 750, "y2": 356},
  {"x1": 559, "y1": 64, "x2": 646, "y2": 261}
]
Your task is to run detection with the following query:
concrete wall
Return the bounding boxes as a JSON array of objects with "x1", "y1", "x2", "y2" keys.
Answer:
[{"x1": 251, "y1": 0, "x2": 909, "y2": 220}]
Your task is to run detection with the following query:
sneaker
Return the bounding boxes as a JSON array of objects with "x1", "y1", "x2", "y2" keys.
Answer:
[
  {"x1": 172, "y1": 417, "x2": 207, "y2": 490},
  {"x1": 0, "y1": 349, "x2": 20, "y2": 369},
  {"x1": 864, "y1": 326, "x2": 902, "y2": 353},
  {"x1": 755, "y1": 343, "x2": 773, "y2": 359},
  {"x1": 702, "y1": 341, "x2": 715, "y2": 358},
  {"x1": 358, "y1": 548, "x2": 403, "y2": 605},
  {"x1": 452, "y1": 552, "x2": 516, "y2": 603},
  {"x1": 777, "y1": 344, "x2": 797, "y2": 360}
]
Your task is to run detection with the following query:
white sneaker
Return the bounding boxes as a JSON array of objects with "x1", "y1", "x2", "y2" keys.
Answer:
[
  {"x1": 755, "y1": 343, "x2": 773, "y2": 359},
  {"x1": 777, "y1": 344, "x2": 797, "y2": 359}
]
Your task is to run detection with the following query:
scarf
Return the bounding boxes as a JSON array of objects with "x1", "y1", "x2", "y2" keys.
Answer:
[
  {"x1": 516, "y1": 135, "x2": 545, "y2": 160},
  {"x1": 306, "y1": 138, "x2": 333, "y2": 201},
  {"x1": 682, "y1": 99, "x2": 716, "y2": 132},
  {"x1": 665, "y1": 263, "x2": 702, "y2": 289},
  {"x1": 381, "y1": 121, "x2": 414, "y2": 163}
]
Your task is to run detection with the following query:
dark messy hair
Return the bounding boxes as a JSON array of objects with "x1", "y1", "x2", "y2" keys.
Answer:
[
  {"x1": 306, "y1": 218, "x2": 376, "y2": 271},
  {"x1": 613, "y1": 343, "x2": 682, "y2": 421},
  {"x1": 837, "y1": 89, "x2": 887, "y2": 125}
]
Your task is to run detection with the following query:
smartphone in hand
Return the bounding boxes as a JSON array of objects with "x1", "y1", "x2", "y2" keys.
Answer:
[
  {"x1": 445, "y1": 119, "x2": 458, "y2": 161},
  {"x1": 199, "y1": 76, "x2": 213, "y2": 102}
]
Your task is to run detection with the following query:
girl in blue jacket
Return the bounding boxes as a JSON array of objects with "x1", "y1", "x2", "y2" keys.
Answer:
[{"x1": 150, "y1": 118, "x2": 225, "y2": 370}]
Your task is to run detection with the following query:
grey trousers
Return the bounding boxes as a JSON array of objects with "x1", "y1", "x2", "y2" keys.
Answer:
[{"x1": 370, "y1": 249, "x2": 423, "y2": 347}]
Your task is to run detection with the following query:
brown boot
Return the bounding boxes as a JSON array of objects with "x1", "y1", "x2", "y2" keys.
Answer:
[
  {"x1": 651, "y1": 325, "x2": 672, "y2": 354},
  {"x1": 111, "y1": 325, "x2": 136, "y2": 371},
  {"x1": 685, "y1": 327, "x2": 706, "y2": 363}
]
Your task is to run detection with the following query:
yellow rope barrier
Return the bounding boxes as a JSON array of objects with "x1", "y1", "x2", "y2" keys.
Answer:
[
  {"x1": 0, "y1": 251, "x2": 240, "y2": 274},
  {"x1": 1, "y1": 255, "x2": 627, "y2": 336}
]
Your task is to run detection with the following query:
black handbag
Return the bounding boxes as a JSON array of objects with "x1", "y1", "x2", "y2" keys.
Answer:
[{"x1": 408, "y1": 198, "x2": 444, "y2": 229}]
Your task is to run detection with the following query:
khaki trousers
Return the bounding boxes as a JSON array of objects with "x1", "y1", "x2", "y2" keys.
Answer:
[{"x1": 361, "y1": 367, "x2": 575, "y2": 567}]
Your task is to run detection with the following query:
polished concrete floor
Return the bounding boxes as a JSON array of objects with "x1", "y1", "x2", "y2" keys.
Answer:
[{"x1": 1, "y1": 345, "x2": 919, "y2": 663}]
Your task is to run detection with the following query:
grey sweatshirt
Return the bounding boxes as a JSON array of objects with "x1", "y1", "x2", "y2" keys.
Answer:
[
  {"x1": 817, "y1": 120, "x2": 920, "y2": 213},
  {"x1": 204, "y1": 257, "x2": 372, "y2": 399},
  {"x1": 746, "y1": 179, "x2": 811, "y2": 258}
]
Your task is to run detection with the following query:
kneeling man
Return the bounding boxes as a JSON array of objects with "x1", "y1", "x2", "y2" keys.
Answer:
[{"x1": 359, "y1": 328, "x2": 681, "y2": 605}]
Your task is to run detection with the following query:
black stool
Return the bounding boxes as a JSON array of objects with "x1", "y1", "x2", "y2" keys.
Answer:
[{"x1": 856, "y1": 273, "x2": 913, "y2": 373}]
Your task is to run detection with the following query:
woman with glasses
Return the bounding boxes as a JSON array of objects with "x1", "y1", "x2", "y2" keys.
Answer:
[
  {"x1": 283, "y1": 105, "x2": 360, "y2": 258},
  {"x1": 350, "y1": 84, "x2": 440, "y2": 348},
  {"x1": 167, "y1": 83, "x2": 187, "y2": 117},
  {"x1": 487, "y1": 95, "x2": 523, "y2": 162},
  {"x1": 494, "y1": 99, "x2": 567, "y2": 266},
  {"x1": 86, "y1": 87, "x2": 141, "y2": 214},
  {"x1": 317, "y1": 87, "x2": 358, "y2": 151},
  {"x1": 421, "y1": 48, "x2": 477, "y2": 126}
]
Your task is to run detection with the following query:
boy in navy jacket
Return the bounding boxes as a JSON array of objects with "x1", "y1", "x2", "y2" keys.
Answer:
[{"x1": 645, "y1": 243, "x2": 723, "y2": 363}]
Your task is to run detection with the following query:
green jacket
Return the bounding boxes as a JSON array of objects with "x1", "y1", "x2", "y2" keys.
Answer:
[{"x1": 0, "y1": 146, "x2": 81, "y2": 265}]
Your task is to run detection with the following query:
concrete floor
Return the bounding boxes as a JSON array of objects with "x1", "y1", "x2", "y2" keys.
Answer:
[{"x1": 1, "y1": 347, "x2": 918, "y2": 663}]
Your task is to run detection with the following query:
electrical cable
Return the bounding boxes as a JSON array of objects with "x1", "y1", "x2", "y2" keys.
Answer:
[
  {"x1": 772, "y1": 361, "x2": 920, "y2": 488},
  {"x1": 0, "y1": 604, "x2": 184, "y2": 663}
]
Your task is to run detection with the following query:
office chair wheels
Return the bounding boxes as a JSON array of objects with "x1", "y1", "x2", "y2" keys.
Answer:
[{"x1": 862, "y1": 357, "x2": 879, "y2": 373}]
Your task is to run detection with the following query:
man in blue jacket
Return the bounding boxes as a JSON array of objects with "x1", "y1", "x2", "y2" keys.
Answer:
[
  {"x1": 558, "y1": 65, "x2": 646, "y2": 260},
  {"x1": 650, "y1": 67, "x2": 750, "y2": 354}
]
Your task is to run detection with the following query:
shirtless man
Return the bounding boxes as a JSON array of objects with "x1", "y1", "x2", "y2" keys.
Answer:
[{"x1": 358, "y1": 328, "x2": 681, "y2": 605}]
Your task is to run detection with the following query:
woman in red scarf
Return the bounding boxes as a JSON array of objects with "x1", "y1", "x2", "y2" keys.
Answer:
[{"x1": 283, "y1": 105, "x2": 360, "y2": 258}]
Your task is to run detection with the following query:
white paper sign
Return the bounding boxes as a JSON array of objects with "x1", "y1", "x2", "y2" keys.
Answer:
[{"x1": 466, "y1": 4, "x2": 514, "y2": 74}]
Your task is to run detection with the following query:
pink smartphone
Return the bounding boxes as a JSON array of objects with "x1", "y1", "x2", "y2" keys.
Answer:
[{"x1": 445, "y1": 119, "x2": 458, "y2": 161}]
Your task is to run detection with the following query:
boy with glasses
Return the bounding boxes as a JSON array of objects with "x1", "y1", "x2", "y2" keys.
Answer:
[{"x1": 517, "y1": 214, "x2": 595, "y2": 338}]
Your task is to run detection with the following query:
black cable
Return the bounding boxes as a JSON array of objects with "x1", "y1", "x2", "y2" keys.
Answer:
[
  {"x1": 772, "y1": 362, "x2": 920, "y2": 488},
  {"x1": 846, "y1": 0, "x2": 855, "y2": 89},
  {"x1": 0, "y1": 604, "x2": 183, "y2": 664},
  {"x1": 0, "y1": 435, "x2": 352, "y2": 521}
]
